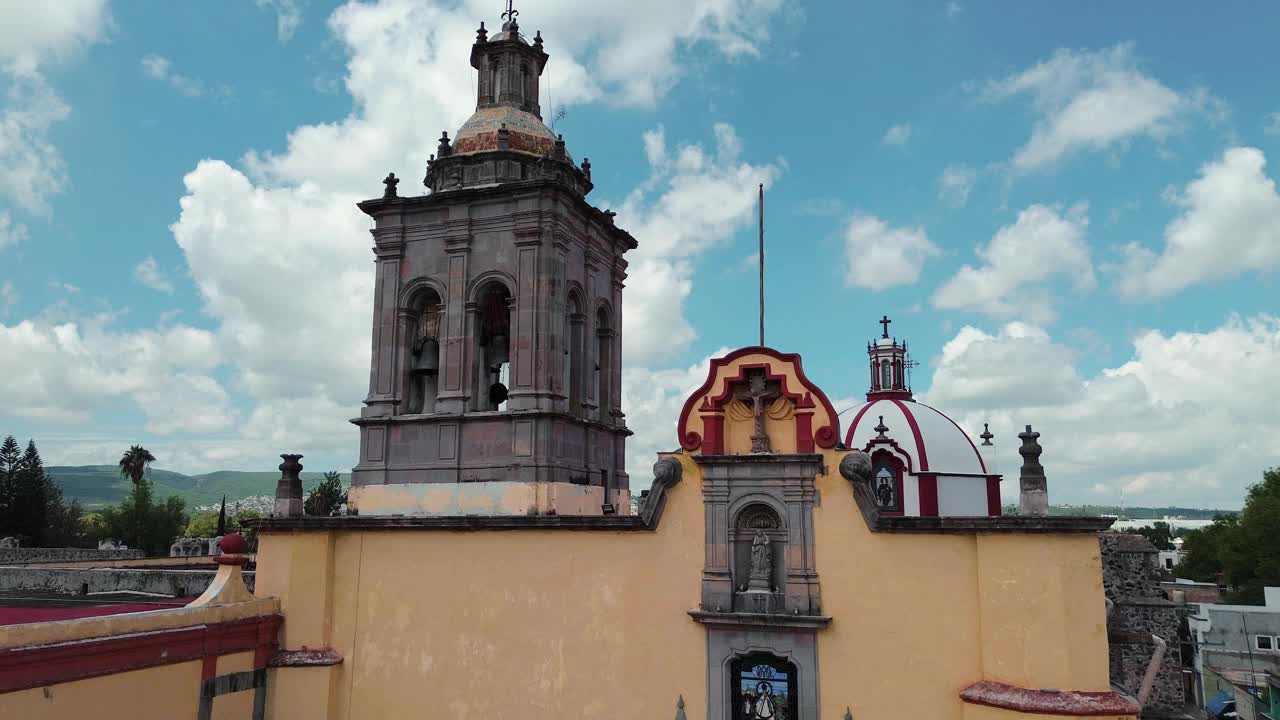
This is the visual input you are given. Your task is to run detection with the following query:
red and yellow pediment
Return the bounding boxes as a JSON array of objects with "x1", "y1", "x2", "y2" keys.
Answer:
[{"x1": 676, "y1": 347, "x2": 840, "y2": 456}]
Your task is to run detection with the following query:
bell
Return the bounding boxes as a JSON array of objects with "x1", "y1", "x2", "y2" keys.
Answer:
[
  {"x1": 487, "y1": 334, "x2": 510, "y2": 367},
  {"x1": 412, "y1": 338, "x2": 440, "y2": 373}
]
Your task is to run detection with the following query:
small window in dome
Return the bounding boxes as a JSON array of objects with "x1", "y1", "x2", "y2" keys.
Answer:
[
  {"x1": 874, "y1": 466, "x2": 899, "y2": 513},
  {"x1": 880, "y1": 359, "x2": 892, "y2": 390}
]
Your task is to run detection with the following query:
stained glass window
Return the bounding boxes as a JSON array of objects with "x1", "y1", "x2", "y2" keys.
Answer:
[{"x1": 731, "y1": 653, "x2": 797, "y2": 720}]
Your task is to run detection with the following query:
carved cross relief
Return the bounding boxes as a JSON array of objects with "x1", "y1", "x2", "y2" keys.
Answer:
[{"x1": 733, "y1": 369, "x2": 782, "y2": 454}]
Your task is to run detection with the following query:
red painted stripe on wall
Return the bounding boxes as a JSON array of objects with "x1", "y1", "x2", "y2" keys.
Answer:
[
  {"x1": 0, "y1": 614, "x2": 282, "y2": 694},
  {"x1": 918, "y1": 474, "x2": 939, "y2": 517}
]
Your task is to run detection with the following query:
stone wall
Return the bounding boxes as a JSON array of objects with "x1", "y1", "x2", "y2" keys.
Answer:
[
  {"x1": 0, "y1": 567, "x2": 254, "y2": 597},
  {"x1": 0, "y1": 548, "x2": 143, "y2": 564},
  {"x1": 1099, "y1": 532, "x2": 1190, "y2": 719}
]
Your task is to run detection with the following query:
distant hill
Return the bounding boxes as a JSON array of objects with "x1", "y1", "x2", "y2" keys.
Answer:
[{"x1": 46, "y1": 466, "x2": 349, "y2": 509}]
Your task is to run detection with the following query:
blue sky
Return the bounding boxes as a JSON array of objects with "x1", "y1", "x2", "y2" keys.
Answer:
[{"x1": 2, "y1": 0, "x2": 1278, "y2": 509}]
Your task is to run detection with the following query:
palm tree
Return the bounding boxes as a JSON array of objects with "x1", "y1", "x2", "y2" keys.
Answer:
[
  {"x1": 118, "y1": 445, "x2": 156, "y2": 486},
  {"x1": 118, "y1": 445, "x2": 156, "y2": 553}
]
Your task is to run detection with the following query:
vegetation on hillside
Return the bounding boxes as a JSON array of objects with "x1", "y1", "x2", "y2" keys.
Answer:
[
  {"x1": 1176, "y1": 467, "x2": 1280, "y2": 604},
  {"x1": 46, "y1": 465, "x2": 351, "y2": 508},
  {"x1": 0, "y1": 435, "x2": 87, "y2": 547}
]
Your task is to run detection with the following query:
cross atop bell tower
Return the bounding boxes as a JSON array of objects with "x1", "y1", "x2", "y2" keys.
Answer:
[{"x1": 351, "y1": 7, "x2": 636, "y2": 517}]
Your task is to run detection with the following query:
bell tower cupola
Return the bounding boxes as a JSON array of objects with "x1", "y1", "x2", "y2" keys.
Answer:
[{"x1": 866, "y1": 315, "x2": 913, "y2": 401}]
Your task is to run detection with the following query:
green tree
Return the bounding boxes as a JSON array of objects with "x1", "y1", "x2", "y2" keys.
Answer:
[
  {"x1": 1175, "y1": 468, "x2": 1280, "y2": 604},
  {"x1": 118, "y1": 445, "x2": 156, "y2": 486},
  {"x1": 0, "y1": 435, "x2": 21, "y2": 535},
  {"x1": 1175, "y1": 514, "x2": 1236, "y2": 583},
  {"x1": 184, "y1": 511, "x2": 222, "y2": 538},
  {"x1": 304, "y1": 471, "x2": 347, "y2": 516},
  {"x1": 1134, "y1": 521, "x2": 1175, "y2": 551},
  {"x1": 99, "y1": 477, "x2": 188, "y2": 556}
]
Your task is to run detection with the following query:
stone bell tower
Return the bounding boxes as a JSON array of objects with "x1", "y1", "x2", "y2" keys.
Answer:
[{"x1": 349, "y1": 7, "x2": 635, "y2": 516}]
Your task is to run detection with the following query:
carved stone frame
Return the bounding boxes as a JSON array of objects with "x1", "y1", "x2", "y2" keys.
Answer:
[
  {"x1": 696, "y1": 454, "x2": 824, "y2": 617},
  {"x1": 706, "y1": 628, "x2": 819, "y2": 720}
]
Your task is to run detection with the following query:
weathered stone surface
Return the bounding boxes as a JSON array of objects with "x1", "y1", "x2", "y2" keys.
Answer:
[
  {"x1": 0, "y1": 566, "x2": 254, "y2": 596},
  {"x1": 0, "y1": 548, "x2": 143, "y2": 564},
  {"x1": 1100, "y1": 532, "x2": 1189, "y2": 718}
]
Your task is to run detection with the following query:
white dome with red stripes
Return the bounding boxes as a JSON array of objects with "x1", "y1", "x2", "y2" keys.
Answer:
[
  {"x1": 844, "y1": 399, "x2": 988, "y2": 476},
  {"x1": 847, "y1": 316, "x2": 1000, "y2": 517}
]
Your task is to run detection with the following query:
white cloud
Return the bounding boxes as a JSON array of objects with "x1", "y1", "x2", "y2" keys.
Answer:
[
  {"x1": 842, "y1": 214, "x2": 940, "y2": 290},
  {"x1": 1266, "y1": 112, "x2": 1280, "y2": 136},
  {"x1": 620, "y1": 347, "x2": 731, "y2": 484},
  {"x1": 945, "y1": 2, "x2": 964, "y2": 17},
  {"x1": 933, "y1": 203, "x2": 1093, "y2": 324},
  {"x1": 881, "y1": 123, "x2": 912, "y2": 146},
  {"x1": 0, "y1": 281, "x2": 15, "y2": 316},
  {"x1": 0, "y1": 210, "x2": 27, "y2": 250},
  {"x1": 921, "y1": 316, "x2": 1280, "y2": 507},
  {"x1": 984, "y1": 44, "x2": 1204, "y2": 172},
  {"x1": 141, "y1": 54, "x2": 205, "y2": 97},
  {"x1": 939, "y1": 163, "x2": 976, "y2": 206},
  {"x1": 1117, "y1": 147, "x2": 1280, "y2": 298},
  {"x1": 133, "y1": 256, "x2": 176, "y2": 294},
  {"x1": 615, "y1": 123, "x2": 779, "y2": 361},
  {"x1": 0, "y1": 314, "x2": 231, "y2": 432},
  {"x1": 256, "y1": 0, "x2": 304, "y2": 43},
  {"x1": 0, "y1": 3, "x2": 110, "y2": 216},
  {"x1": 0, "y1": 69, "x2": 70, "y2": 215},
  {"x1": 0, "y1": 1, "x2": 110, "y2": 70}
]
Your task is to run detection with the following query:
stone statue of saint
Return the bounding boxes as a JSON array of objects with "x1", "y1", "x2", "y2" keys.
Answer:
[{"x1": 748, "y1": 530, "x2": 772, "y2": 590}]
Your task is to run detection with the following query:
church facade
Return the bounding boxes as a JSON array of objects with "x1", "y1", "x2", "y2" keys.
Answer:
[
  {"x1": 0, "y1": 8, "x2": 1144, "y2": 720},
  {"x1": 249, "y1": 11, "x2": 1137, "y2": 720}
]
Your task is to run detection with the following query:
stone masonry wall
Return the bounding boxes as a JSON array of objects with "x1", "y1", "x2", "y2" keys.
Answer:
[
  {"x1": 1099, "y1": 532, "x2": 1188, "y2": 718},
  {"x1": 0, "y1": 566, "x2": 254, "y2": 597},
  {"x1": 0, "y1": 548, "x2": 143, "y2": 564}
]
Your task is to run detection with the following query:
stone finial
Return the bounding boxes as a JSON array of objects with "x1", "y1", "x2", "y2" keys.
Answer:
[
  {"x1": 476, "y1": 21, "x2": 488, "y2": 43},
  {"x1": 603, "y1": 209, "x2": 616, "y2": 225},
  {"x1": 437, "y1": 131, "x2": 452, "y2": 157},
  {"x1": 581, "y1": 157, "x2": 591, "y2": 180},
  {"x1": 497, "y1": 123, "x2": 510, "y2": 151},
  {"x1": 553, "y1": 133, "x2": 566, "y2": 159},
  {"x1": 187, "y1": 532, "x2": 255, "y2": 607},
  {"x1": 874, "y1": 415, "x2": 889, "y2": 438},
  {"x1": 274, "y1": 453, "x2": 304, "y2": 518},
  {"x1": 382, "y1": 172, "x2": 399, "y2": 198},
  {"x1": 674, "y1": 695, "x2": 686, "y2": 720},
  {"x1": 845, "y1": 708, "x2": 854, "y2": 720},
  {"x1": 980, "y1": 422, "x2": 993, "y2": 446},
  {"x1": 1017, "y1": 424, "x2": 1048, "y2": 515},
  {"x1": 839, "y1": 451, "x2": 871, "y2": 483},
  {"x1": 533, "y1": 30, "x2": 543, "y2": 50}
]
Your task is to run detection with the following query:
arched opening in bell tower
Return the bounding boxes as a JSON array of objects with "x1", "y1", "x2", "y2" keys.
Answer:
[
  {"x1": 476, "y1": 282, "x2": 512, "y2": 412},
  {"x1": 565, "y1": 291, "x2": 584, "y2": 415},
  {"x1": 406, "y1": 287, "x2": 443, "y2": 414},
  {"x1": 594, "y1": 305, "x2": 612, "y2": 423}
]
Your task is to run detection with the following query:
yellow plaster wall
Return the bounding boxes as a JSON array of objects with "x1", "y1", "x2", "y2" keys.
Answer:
[
  {"x1": 212, "y1": 650, "x2": 257, "y2": 720},
  {"x1": 811, "y1": 447, "x2": 1115, "y2": 719},
  {"x1": 0, "y1": 660, "x2": 201, "y2": 720},
  {"x1": 256, "y1": 450, "x2": 1117, "y2": 720}
]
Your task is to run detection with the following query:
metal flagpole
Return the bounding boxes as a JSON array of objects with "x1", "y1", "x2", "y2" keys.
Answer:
[{"x1": 758, "y1": 183, "x2": 765, "y2": 347}]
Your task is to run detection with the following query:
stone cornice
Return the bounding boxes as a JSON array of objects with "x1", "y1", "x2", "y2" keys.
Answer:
[{"x1": 687, "y1": 610, "x2": 832, "y2": 630}]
